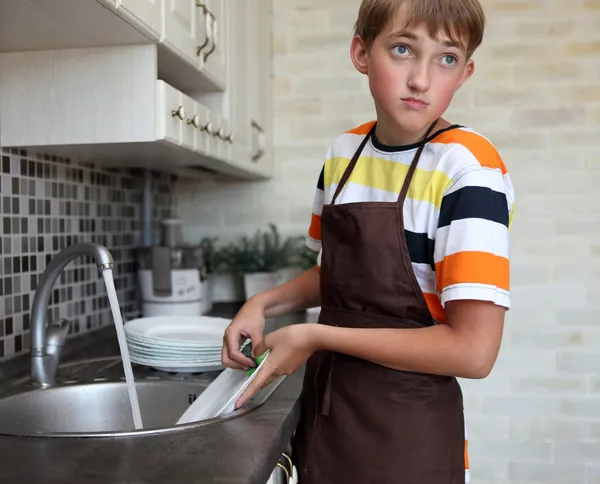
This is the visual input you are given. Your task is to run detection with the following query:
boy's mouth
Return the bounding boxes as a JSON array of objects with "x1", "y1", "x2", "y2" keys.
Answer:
[{"x1": 401, "y1": 97, "x2": 429, "y2": 109}]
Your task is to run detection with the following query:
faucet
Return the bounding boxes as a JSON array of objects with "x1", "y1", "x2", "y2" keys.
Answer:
[{"x1": 29, "y1": 243, "x2": 114, "y2": 388}]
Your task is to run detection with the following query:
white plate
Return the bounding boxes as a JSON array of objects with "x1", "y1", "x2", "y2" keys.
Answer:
[
  {"x1": 176, "y1": 354, "x2": 270, "y2": 424},
  {"x1": 130, "y1": 354, "x2": 222, "y2": 365},
  {"x1": 127, "y1": 341, "x2": 222, "y2": 357},
  {"x1": 125, "y1": 316, "x2": 230, "y2": 346},
  {"x1": 151, "y1": 364, "x2": 223, "y2": 374}
]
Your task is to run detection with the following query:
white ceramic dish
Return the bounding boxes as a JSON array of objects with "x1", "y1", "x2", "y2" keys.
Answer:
[
  {"x1": 125, "y1": 316, "x2": 230, "y2": 347},
  {"x1": 124, "y1": 315, "x2": 229, "y2": 373},
  {"x1": 176, "y1": 353, "x2": 270, "y2": 424}
]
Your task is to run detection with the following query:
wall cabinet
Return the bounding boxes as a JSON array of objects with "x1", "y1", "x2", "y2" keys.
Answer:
[{"x1": 0, "y1": 0, "x2": 273, "y2": 181}]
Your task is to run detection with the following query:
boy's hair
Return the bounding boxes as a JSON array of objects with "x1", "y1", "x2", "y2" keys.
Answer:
[{"x1": 353, "y1": 0, "x2": 486, "y2": 58}]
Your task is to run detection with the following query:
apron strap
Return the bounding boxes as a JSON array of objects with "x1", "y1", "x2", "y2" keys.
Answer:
[
  {"x1": 396, "y1": 120, "x2": 439, "y2": 203},
  {"x1": 331, "y1": 123, "x2": 377, "y2": 204}
]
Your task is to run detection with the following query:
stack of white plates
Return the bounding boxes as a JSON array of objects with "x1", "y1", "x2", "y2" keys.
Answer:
[{"x1": 124, "y1": 316, "x2": 230, "y2": 373}]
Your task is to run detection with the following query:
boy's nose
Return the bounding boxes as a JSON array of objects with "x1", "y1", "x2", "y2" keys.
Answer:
[{"x1": 407, "y1": 62, "x2": 431, "y2": 93}]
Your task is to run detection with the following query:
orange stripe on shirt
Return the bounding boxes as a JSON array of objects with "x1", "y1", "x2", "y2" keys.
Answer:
[
  {"x1": 308, "y1": 213, "x2": 322, "y2": 241},
  {"x1": 435, "y1": 251, "x2": 510, "y2": 292},
  {"x1": 346, "y1": 121, "x2": 376, "y2": 136},
  {"x1": 423, "y1": 292, "x2": 446, "y2": 323},
  {"x1": 432, "y1": 129, "x2": 508, "y2": 175}
]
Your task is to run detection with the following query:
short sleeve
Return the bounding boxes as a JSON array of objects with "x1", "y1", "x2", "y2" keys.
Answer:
[
  {"x1": 433, "y1": 165, "x2": 513, "y2": 309},
  {"x1": 306, "y1": 165, "x2": 324, "y2": 256}
]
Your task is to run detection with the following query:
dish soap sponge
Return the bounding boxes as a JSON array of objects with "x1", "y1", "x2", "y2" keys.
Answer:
[{"x1": 241, "y1": 340, "x2": 267, "y2": 376}]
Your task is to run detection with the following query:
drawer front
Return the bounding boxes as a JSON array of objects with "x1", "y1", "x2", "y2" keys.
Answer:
[{"x1": 156, "y1": 80, "x2": 184, "y2": 145}]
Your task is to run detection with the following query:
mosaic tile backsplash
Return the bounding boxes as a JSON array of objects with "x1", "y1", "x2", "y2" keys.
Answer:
[{"x1": 0, "y1": 147, "x2": 174, "y2": 361}]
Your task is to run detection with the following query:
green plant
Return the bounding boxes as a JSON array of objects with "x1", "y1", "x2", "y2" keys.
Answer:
[
  {"x1": 218, "y1": 224, "x2": 305, "y2": 273},
  {"x1": 198, "y1": 236, "x2": 222, "y2": 274}
]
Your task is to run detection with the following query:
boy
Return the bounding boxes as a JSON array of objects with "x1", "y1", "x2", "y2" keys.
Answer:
[{"x1": 222, "y1": 0, "x2": 514, "y2": 482}]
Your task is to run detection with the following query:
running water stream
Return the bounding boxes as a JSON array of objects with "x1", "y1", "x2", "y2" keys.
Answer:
[{"x1": 102, "y1": 269, "x2": 144, "y2": 430}]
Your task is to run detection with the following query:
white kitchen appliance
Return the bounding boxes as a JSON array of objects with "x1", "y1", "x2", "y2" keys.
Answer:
[{"x1": 136, "y1": 219, "x2": 211, "y2": 317}]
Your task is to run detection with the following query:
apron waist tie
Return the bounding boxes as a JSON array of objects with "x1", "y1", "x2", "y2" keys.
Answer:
[{"x1": 320, "y1": 353, "x2": 336, "y2": 416}]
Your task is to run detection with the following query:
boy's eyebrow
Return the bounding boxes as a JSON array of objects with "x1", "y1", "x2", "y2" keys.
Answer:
[
  {"x1": 440, "y1": 38, "x2": 464, "y2": 49},
  {"x1": 388, "y1": 28, "x2": 465, "y2": 50},
  {"x1": 388, "y1": 28, "x2": 418, "y2": 40}
]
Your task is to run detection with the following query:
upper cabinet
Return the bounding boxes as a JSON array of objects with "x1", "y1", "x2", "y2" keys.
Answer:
[
  {"x1": 0, "y1": 0, "x2": 273, "y2": 181},
  {"x1": 117, "y1": 0, "x2": 163, "y2": 40}
]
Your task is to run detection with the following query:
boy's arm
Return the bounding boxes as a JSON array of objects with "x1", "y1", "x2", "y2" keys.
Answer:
[
  {"x1": 222, "y1": 165, "x2": 324, "y2": 370},
  {"x1": 237, "y1": 156, "x2": 513, "y2": 406},
  {"x1": 307, "y1": 162, "x2": 512, "y2": 379},
  {"x1": 307, "y1": 300, "x2": 504, "y2": 379},
  {"x1": 251, "y1": 265, "x2": 321, "y2": 319},
  {"x1": 256, "y1": 163, "x2": 325, "y2": 318}
]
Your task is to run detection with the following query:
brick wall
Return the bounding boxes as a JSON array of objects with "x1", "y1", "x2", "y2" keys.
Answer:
[{"x1": 177, "y1": 1, "x2": 600, "y2": 482}]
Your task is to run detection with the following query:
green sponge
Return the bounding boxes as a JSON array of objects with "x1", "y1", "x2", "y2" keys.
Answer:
[{"x1": 241, "y1": 340, "x2": 267, "y2": 376}]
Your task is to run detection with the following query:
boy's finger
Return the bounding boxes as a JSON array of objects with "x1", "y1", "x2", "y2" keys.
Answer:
[{"x1": 235, "y1": 366, "x2": 273, "y2": 409}]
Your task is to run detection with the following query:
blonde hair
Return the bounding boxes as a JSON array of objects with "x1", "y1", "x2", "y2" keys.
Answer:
[{"x1": 353, "y1": 0, "x2": 486, "y2": 58}]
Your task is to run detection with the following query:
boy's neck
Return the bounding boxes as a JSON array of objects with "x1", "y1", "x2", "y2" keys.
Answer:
[{"x1": 374, "y1": 118, "x2": 451, "y2": 147}]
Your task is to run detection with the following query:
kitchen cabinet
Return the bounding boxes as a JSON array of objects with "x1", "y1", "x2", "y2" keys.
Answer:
[
  {"x1": 0, "y1": 0, "x2": 273, "y2": 181},
  {"x1": 207, "y1": 0, "x2": 272, "y2": 175},
  {"x1": 247, "y1": 0, "x2": 273, "y2": 174},
  {"x1": 162, "y1": 0, "x2": 205, "y2": 68},
  {"x1": 200, "y1": 0, "x2": 228, "y2": 90},
  {"x1": 117, "y1": 0, "x2": 162, "y2": 40}
]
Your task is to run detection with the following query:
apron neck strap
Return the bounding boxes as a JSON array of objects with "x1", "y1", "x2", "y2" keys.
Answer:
[
  {"x1": 331, "y1": 120, "x2": 439, "y2": 205},
  {"x1": 396, "y1": 119, "x2": 439, "y2": 204},
  {"x1": 331, "y1": 123, "x2": 376, "y2": 204}
]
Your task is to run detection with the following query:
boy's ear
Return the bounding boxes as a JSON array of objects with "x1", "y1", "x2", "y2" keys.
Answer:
[
  {"x1": 456, "y1": 58, "x2": 475, "y2": 91},
  {"x1": 350, "y1": 35, "x2": 369, "y2": 75}
]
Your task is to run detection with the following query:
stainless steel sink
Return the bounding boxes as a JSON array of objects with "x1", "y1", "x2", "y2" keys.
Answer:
[{"x1": 0, "y1": 356, "x2": 284, "y2": 438}]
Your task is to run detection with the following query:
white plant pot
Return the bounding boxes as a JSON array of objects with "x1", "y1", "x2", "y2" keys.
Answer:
[
  {"x1": 277, "y1": 266, "x2": 303, "y2": 284},
  {"x1": 210, "y1": 272, "x2": 245, "y2": 303},
  {"x1": 243, "y1": 272, "x2": 281, "y2": 300},
  {"x1": 306, "y1": 306, "x2": 321, "y2": 323},
  {"x1": 199, "y1": 278, "x2": 213, "y2": 314}
]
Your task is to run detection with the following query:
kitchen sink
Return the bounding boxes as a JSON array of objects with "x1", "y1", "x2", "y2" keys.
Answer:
[{"x1": 0, "y1": 356, "x2": 284, "y2": 438}]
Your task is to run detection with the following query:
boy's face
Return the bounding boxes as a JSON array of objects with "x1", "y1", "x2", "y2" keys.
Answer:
[{"x1": 351, "y1": 9, "x2": 474, "y2": 137}]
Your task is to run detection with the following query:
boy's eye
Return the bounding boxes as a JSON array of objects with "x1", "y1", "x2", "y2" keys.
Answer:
[
  {"x1": 394, "y1": 44, "x2": 409, "y2": 55},
  {"x1": 441, "y1": 55, "x2": 457, "y2": 65}
]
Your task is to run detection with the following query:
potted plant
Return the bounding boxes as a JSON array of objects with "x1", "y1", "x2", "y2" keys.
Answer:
[
  {"x1": 197, "y1": 236, "x2": 245, "y2": 304},
  {"x1": 218, "y1": 224, "x2": 304, "y2": 300},
  {"x1": 198, "y1": 236, "x2": 219, "y2": 313}
]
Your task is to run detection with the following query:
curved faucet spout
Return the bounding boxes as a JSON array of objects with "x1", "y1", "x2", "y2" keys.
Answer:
[{"x1": 29, "y1": 243, "x2": 114, "y2": 388}]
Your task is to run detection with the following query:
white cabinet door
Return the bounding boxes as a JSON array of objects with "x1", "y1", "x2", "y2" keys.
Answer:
[
  {"x1": 163, "y1": 0, "x2": 205, "y2": 65},
  {"x1": 226, "y1": 0, "x2": 252, "y2": 164},
  {"x1": 201, "y1": 0, "x2": 227, "y2": 89},
  {"x1": 247, "y1": 0, "x2": 273, "y2": 174},
  {"x1": 118, "y1": 0, "x2": 162, "y2": 39},
  {"x1": 156, "y1": 80, "x2": 185, "y2": 145}
]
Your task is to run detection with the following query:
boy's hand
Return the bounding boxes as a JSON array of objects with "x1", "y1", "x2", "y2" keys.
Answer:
[
  {"x1": 221, "y1": 300, "x2": 266, "y2": 370},
  {"x1": 235, "y1": 323, "x2": 319, "y2": 409}
]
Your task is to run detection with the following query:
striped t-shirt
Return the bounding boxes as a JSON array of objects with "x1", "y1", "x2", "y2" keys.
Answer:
[{"x1": 307, "y1": 121, "x2": 514, "y2": 322}]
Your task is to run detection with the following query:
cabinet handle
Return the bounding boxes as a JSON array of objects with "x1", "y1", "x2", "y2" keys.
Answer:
[
  {"x1": 203, "y1": 12, "x2": 217, "y2": 62},
  {"x1": 251, "y1": 120, "x2": 265, "y2": 162},
  {"x1": 275, "y1": 463, "x2": 290, "y2": 483},
  {"x1": 281, "y1": 453, "x2": 293, "y2": 471},
  {"x1": 187, "y1": 114, "x2": 200, "y2": 128},
  {"x1": 199, "y1": 121, "x2": 213, "y2": 135},
  {"x1": 171, "y1": 106, "x2": 185, "y2": 120},
  {"x1": 196, "y1": 1, "x2": 210, "y2": 56},
  {"x1": 215, "y1": 129, "x2": 235, "y2": 143}
]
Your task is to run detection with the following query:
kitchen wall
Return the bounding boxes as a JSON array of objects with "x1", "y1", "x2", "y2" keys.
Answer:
[
  {"x1": 0, "y1": 147, "x2": 174, "y2": 360},
  {"x1": 177, "y1": 0, "x2": 600, "y2": 483}
]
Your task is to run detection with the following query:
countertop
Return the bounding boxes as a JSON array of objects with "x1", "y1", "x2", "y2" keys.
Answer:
[{"x1": 0, "y1": 304, "x2": 306, "y2": 484}]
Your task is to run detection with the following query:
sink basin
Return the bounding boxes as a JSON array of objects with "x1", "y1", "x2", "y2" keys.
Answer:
[{"x1": 0, "y1": 357, "x2": 284, "y2": 438}]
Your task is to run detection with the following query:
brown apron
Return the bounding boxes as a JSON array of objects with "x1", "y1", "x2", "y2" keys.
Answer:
[{"x1": 293, "y1": 121, "x2": 465, "y2": 484}]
